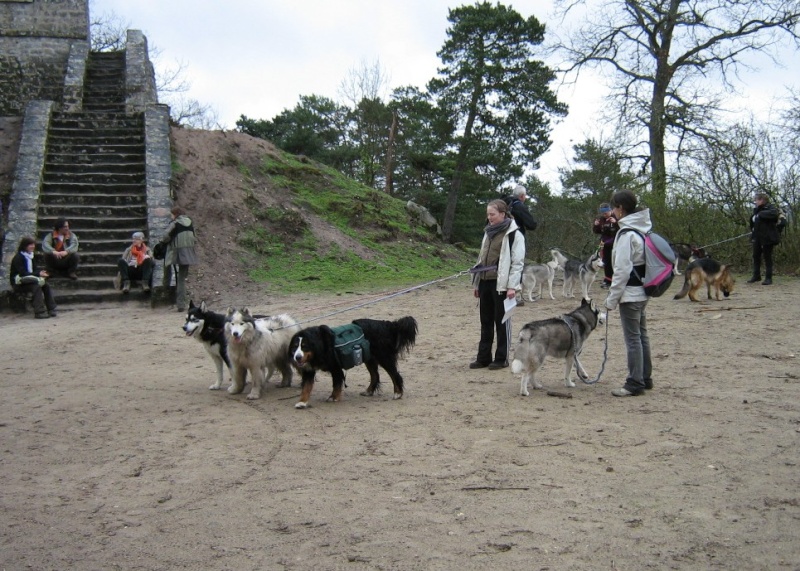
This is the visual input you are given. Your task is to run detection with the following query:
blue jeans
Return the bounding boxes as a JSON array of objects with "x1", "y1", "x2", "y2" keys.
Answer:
[{"x1": 618, "y1": 301, "x2": 651, "y2": 392}]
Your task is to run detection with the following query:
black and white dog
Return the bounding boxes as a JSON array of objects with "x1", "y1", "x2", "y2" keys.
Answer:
[
  {"x1": 288, "y1": 317, "x2": 418, "y2": 409},
  {"x1": 183, "y1": 300, "x2": 232, "y2": 391}
]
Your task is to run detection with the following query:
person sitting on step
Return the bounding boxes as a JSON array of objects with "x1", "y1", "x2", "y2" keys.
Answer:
[
  {"x1": 117, "y1": 231, "x2": 154, "y2": 293},
  {"x1": 9, "y1": 235, "x2": 58, "y2": 319},
  {"x1": 42, "y1": 218, "x2": 80, "y2": 280}
]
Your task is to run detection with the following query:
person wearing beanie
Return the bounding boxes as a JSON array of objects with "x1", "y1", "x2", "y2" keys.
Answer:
[{"x1": 117, "y1": 231, "x2": 154, "y2": 293}]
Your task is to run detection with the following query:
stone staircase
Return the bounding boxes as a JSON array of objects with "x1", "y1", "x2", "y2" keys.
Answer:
[{"x1": 38, "y1": 51, "x2": 149, "y2": 304}]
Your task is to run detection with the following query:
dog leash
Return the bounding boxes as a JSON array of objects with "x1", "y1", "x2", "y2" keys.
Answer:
[
  {"x1": 271, "y1": 269, "x2": 474, "y2": 330},
  {"x1": 697, "y1": 232, "x2": 750, "y2": 251},
  {"x1": 560, "y1": 313, "x2": 609, "y2": 385}
]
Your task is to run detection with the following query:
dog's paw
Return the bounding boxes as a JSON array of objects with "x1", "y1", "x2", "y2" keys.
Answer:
[
  {"x1": 392, "y1": 392, "x2": 403, "y2": 400},
  {"x1": 209, "y1": 383, "x2": 221, "y2": 390},
  {"x1": 295, "y1": 401, "x2": 309, "y2": 409},
  {"x1": 520, "y1": 389, "x2": 530, "y2": 396},
  {"x1": 227, "y1": 385, "x2": 243, "y2": 394},
  {"x1": 566, "y1": 379, "x2": 577, "y2": 387},
  {"x1": 246, "y1": 391, "x2": 261, "y2": 400}
]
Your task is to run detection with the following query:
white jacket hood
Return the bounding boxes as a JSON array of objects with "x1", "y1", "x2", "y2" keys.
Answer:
[{"x1": 604, "y1": 208, "x2": 653, "y2": 310}]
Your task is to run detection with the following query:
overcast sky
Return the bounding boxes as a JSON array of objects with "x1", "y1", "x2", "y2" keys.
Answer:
[{"x1": 90, "y1": 0, "x2": 795, "y2": 191}]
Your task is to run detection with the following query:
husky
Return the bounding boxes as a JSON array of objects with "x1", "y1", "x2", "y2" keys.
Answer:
[
  {"x1": 183, "y1": 300, "x2": 233, "y2": 390},
  {"x1": 511, "y1": 299, "x2": 600, "y2": 396},
  {"x1": 224, "y1": 308, "x2": 301, "y2": 400},
  {"x1": 521, "y1": 260, "x2": 559, "y2": 301},
  {"x1": 561, "y1": 251, "x2": 603, "y2": 299},
  {"x1": 673, "y1": 258, "x2": 734, "y2": 302}
]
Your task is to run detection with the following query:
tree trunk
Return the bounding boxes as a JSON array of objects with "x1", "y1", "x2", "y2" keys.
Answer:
[
  {"x1": 384, "y1": 111, "x2": 397, "y2": 195},
  {"x1": 442, "y1": 87, "x2": 483, "y2": 242}
]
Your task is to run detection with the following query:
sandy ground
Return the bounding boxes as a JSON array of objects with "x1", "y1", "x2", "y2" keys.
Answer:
[{"x1": 1, "y1": 274, "x2": 799, "y2": 571}]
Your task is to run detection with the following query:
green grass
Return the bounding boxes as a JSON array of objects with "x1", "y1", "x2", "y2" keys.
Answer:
[{"x1": 234, "y1": 149, "x2": 475, "y2": 293}]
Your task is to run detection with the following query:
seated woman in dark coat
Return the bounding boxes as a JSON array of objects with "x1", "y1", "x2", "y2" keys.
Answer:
[{"x1": 9, "y1": 235, "x2": 57, "y2": 319}]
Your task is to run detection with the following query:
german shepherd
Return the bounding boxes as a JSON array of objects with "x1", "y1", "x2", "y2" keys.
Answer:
[{"x1": 673, "y1": 258, "x2": 734, "y2": 302}]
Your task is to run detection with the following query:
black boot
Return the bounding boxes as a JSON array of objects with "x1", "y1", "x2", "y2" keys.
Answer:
[{"x1": 746, "y1": 275, "x2": 761, "y2": 284}]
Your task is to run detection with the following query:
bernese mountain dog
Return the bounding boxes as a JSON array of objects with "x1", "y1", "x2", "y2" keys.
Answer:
[{"x1": 288, "y1": 316, "x2": 418, "y2": 409}]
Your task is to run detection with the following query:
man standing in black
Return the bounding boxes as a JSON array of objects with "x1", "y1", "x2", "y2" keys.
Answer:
[
  {"x1": 748, "y1": 192, "x2": 784, "y2": 286},
  {"x1": 503, "y1": 185, "x2": 537, "y2": 237},
  {"x1": 503, "y1": 185, "x2": 537, "y2": 305}
]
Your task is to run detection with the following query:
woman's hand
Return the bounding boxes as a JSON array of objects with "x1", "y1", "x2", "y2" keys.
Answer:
[{"x1": 506, "y1": 289, "x2": 516, "y2": 299}]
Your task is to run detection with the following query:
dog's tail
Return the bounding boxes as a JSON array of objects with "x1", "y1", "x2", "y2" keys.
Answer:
[
  {"x1": 673, "y1": 273, "x2": 691, "y2": 300},
  {"x1": 355, "y1": 316, "x2": 418, "y2": 355},
  {"x1": 391, "y1": 316, "x2": 418, "y2": 354}
]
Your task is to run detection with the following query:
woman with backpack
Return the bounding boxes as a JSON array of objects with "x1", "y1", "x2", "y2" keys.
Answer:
[{"x1": 603, "y1": 190, "x2": 653, "y2": 397}]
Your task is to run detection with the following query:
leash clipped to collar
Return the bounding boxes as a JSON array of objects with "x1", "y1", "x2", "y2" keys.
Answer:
[{"x1": 560, "y1": 313, "x2": 609, "y2": 385}]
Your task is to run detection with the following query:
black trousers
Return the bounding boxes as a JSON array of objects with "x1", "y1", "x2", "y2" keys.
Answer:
[
  {"x1": 751, "y1": 241, "x2": 774, "y2": 279},
  {"x1": 117, "y1": 258, "x2": 153, "y2": 285},
  {"x1": 476, "y1": 279, "x2": 512, "y2": 365},
  {"x1": 601, "y1": 242, "x2": 614, "y2": 283},
  {"x1": 44, "y1": 252, "x2": 79, "y2": 275},
  {"x1": 14, "y1": 282, "x2": 56, "y2": 315}
]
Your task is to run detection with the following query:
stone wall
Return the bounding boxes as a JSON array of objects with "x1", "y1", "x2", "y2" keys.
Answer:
[
  {"x1": 0, "y1": 0, "x2": 89, "y2": 115},
  {"x1": 144, "y1": 104, "x2": 173, "y2": 295},
  {"x1": 0, "y1": 99, "x2": 52, "y2": 291}
]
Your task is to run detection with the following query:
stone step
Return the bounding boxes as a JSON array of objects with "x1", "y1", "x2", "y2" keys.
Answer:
[
  {"x1": 37, "y1": 216, "x2": 147, "y2": 230},
  {"x1": 46, "y1": 145, "x2": 145, "y2": 155},
  {"x1": 38, "y1": 204, "x2": 146, "y2": 218},
  {"x1": 44, "y1": 162, "x2": 144, "y2": 174},
  {"x1": 46, "y1": 153, "x2": 144, "y2": 164},
  {"x1": 53, "y1": 287, "x2": 152, "y2": 305},
  {"x1": 42, "y1": 172, "x2": 145, "y2": 184},
  {"x1": 39, "y1": 193, "x2": 146, "y2": 206},
  {"x1": 42, "y1": 181, "x2": 145, "y2": 193},
  {"x1": 50, "y1": 113, "x2": 142, "y2": 128}
]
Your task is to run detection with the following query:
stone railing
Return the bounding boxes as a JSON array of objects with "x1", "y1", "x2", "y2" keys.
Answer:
[{"x1": 0, "y1": 100, "x2": 53, "y2": 292}]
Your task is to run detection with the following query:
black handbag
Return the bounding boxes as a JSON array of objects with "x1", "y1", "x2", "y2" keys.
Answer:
[{"x1": 153, "y1": 242, "x2": 167, "y2": 260}]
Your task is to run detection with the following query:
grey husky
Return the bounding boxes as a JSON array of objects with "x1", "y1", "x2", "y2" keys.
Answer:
[
  {"x1": 556, "y1": 251, "x2": 603, "y2": 299},
  {"x1": 511, "y1": 299, "x2": 600, "y2": 396},
  {"x1": 520, "y1": 249, "x2": 561, "y2": 301}
]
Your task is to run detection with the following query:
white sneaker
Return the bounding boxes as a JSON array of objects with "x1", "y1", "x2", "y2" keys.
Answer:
[{"x1": 611, "y1": 387, "x2": 642, "y2": 397}]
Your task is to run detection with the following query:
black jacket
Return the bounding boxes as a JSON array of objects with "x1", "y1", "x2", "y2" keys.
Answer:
[
  {"x1": 502, "y1": 196, "x2": 537, "y2": 236},
  {"x1": 9, "y1": 252, "x2": 43, "y2": 287},
  {"x1": 750, "y1": 202, "x2": 781, "y2": 246}
]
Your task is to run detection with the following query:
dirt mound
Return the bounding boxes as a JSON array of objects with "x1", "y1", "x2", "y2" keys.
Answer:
[{"x1": 168, "y1": 128, "x2": 376, "y2": 307}]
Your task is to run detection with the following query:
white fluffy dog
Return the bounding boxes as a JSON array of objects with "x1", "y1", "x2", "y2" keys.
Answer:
[{"x1": 224, "y1": 308, "x2": 300, "y2": 400}]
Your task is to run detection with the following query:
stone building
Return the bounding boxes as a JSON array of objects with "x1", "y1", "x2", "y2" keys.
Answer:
[{"x1": 0, "y1": 0, "x2": 173, "y2": 307}]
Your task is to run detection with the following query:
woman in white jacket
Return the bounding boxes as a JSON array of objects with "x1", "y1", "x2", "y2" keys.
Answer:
[
  {"x1": 604, "y1": 190, "x2": 653, "y2": 396},
  {"x1": 470, "y1": 199, "x2": 525, "y2": 370}
]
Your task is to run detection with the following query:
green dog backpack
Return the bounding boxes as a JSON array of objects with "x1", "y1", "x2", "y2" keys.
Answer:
[{"x1": 330, "y1": 323, "x2": 371, "y2": 370}]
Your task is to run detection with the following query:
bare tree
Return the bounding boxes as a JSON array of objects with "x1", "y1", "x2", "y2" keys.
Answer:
[
  {"x1": 554, "y1": 0, "x2": 800, "y2": 205},
  {"x1": 338, "y1": 59, "x2": 391, "y2": 108},
  {"x1": 89, "y1": 4, "x2": 129, "y2": 52}
]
